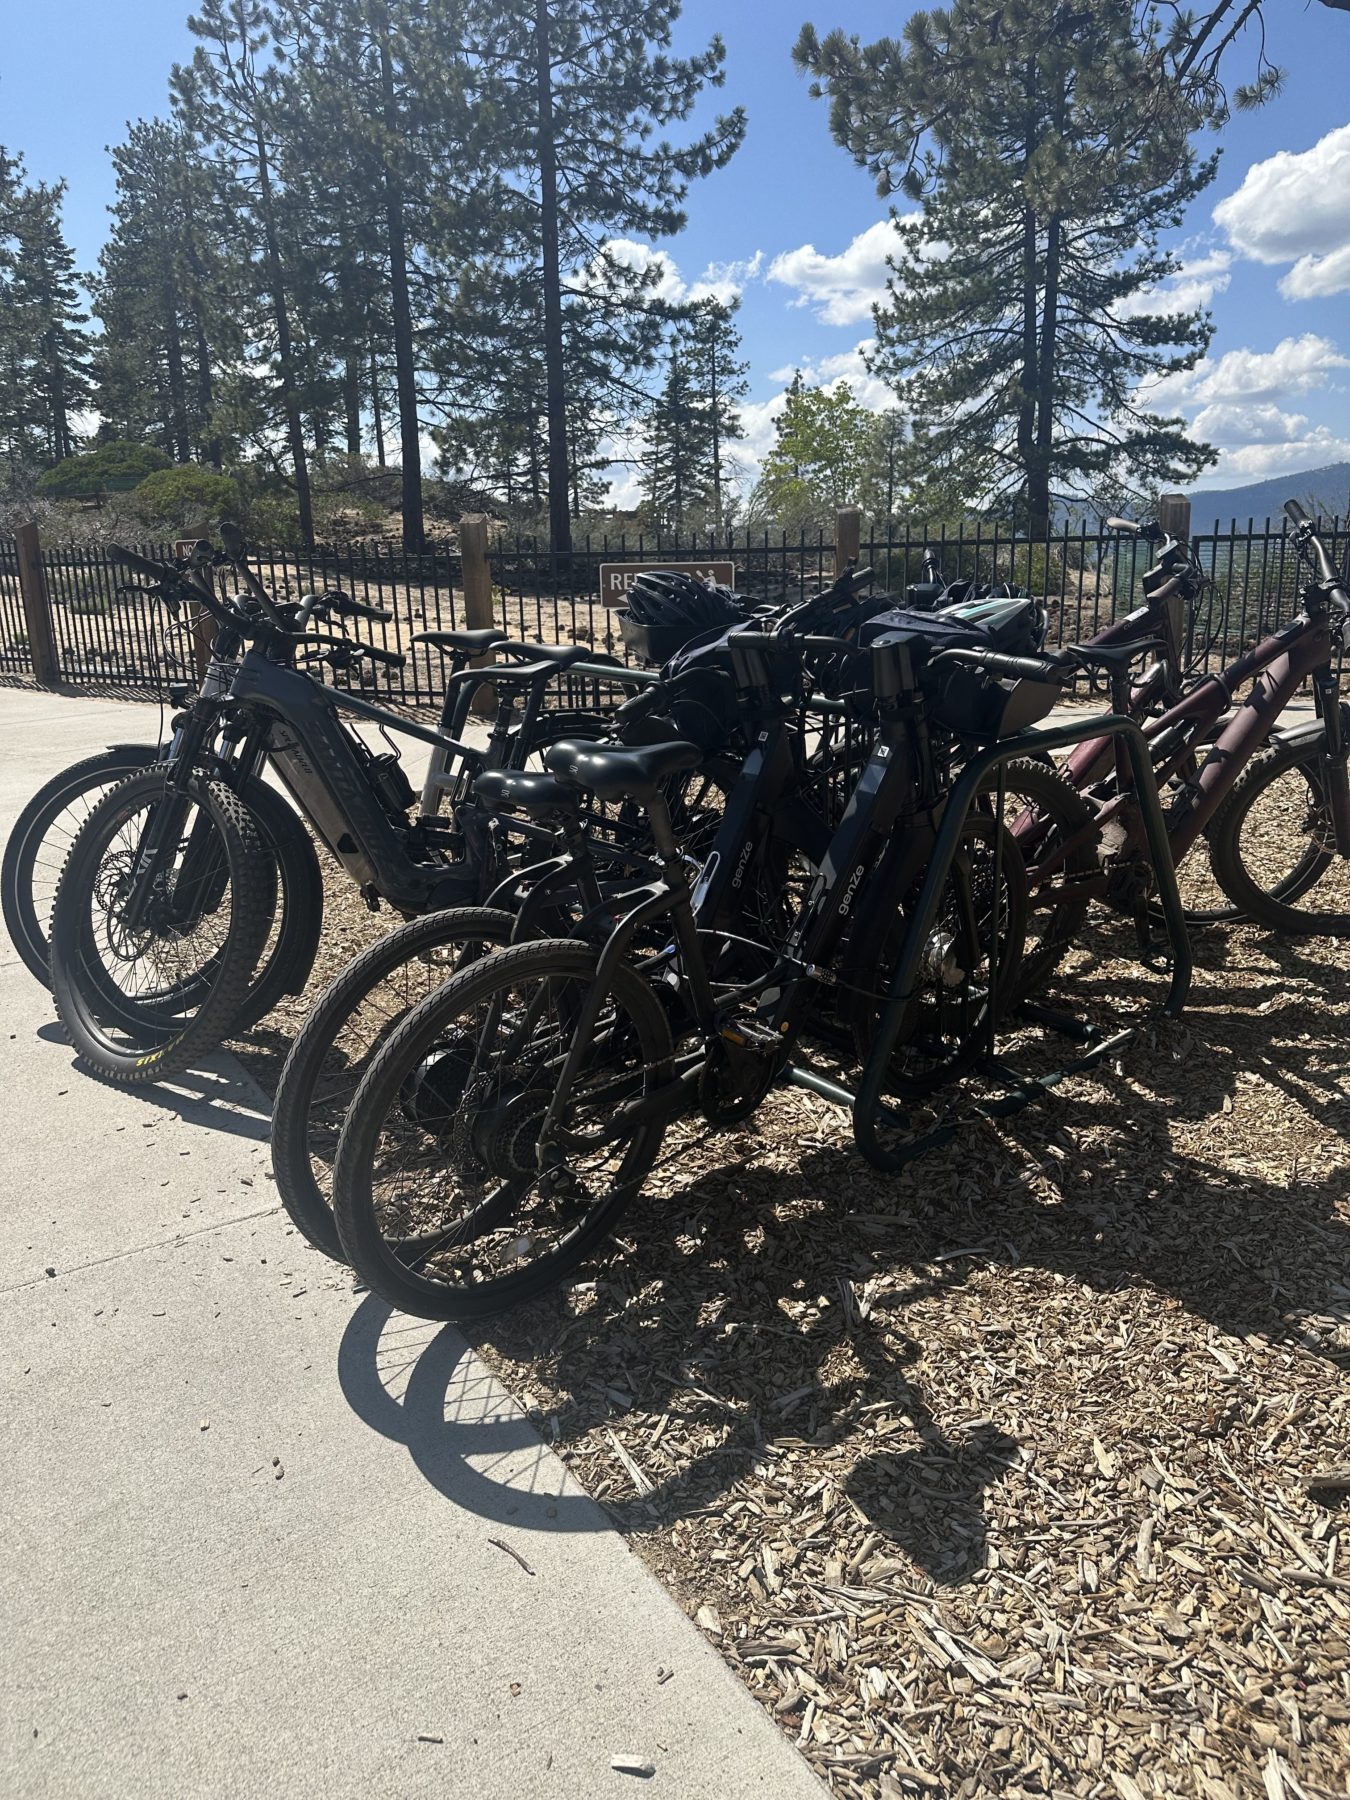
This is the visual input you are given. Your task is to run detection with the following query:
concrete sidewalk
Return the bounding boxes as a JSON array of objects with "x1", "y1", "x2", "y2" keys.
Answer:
[{"x1": 0, "y1": 686, "x2": 825, "y2": 1800}]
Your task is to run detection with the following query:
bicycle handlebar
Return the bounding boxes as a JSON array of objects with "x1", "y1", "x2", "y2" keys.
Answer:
[{"x1": 930, "y1": 647, "x2": 1068, "y2": 685}]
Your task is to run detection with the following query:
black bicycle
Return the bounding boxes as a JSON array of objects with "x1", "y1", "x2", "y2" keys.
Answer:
[{"x1": 326, "y1": 619, "x2": 1081, "y2": 1320}]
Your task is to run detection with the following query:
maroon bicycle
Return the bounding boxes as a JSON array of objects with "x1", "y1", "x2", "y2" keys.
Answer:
[{"x1": 995, "y1": 500, "x2": 1349, "y2": 985}]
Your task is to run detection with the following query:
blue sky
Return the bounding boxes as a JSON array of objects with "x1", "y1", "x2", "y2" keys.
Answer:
[{"x1": 5, "y1": 0, "x2": 1350, "y2": 503}]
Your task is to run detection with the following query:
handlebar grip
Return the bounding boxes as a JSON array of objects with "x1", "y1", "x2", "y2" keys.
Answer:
[
  {"x1": 330, "y1": 589, "x2": 393, "y2": 623},
  {"x1": 1284, "y1": 498, "x2": 1309, "y2": 526},
  {"x1": 802, "y1": 634, "x2": 855, "y2": 656},
  {"x1": 1105, "y1": 518, "x2": 1137, "y2": 534},
  {"x1": 938, "y1": 648, "x2": 1064, "y2": 684},
  {"x1": 219, "y1": 519, "x2": 248, "y2": 560},
  {"x1": 109, "y1": 543, "x2": 174, "y2": 582},
  {"x1": 360, "y1": 642, "x2": 406, "y2": 670}
]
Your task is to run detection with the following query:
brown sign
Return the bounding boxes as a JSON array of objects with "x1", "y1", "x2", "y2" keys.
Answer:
[{"x1": 599, "y1": 559, "x2": 737, "y2": 609}]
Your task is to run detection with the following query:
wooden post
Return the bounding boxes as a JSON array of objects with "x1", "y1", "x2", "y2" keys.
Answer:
[
  {"x1": 174, "y1": 539, "x2": 216, "y2": 678},
  {"x1": 835, "y1": 505, "x2": 862, "y2": 580},
  {"x1": 459, "y1": 512, "x2": 496, "y2": 715},
  {"x1": 15, "y1": 521, "x2": 60, "y2": 687},
  {"x1": 1158, "y1": 493, "x2": 1191, "y2": 543}
]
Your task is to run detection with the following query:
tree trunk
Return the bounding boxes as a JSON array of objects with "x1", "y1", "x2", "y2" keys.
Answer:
[
  {"x1": 254, "y1": 125, "x2": 314, "y2": 546},
  {"x1": 378, "y1": 26, "x2": 425, "y2": 553},
  {"x1": 163, "y1": 295, "x2": 192, "y2": 463},
  {"x1": 1029, "y1": 213, "x2": 1061, "y2": 538},
  {"x1": 370, "y1": 341, "x2": 387, "y2": 467},
  {"x1": 535, "y1": 0, "x2": 571, "y2": 555},
  {"x1": 179, "y1": 212, "x2": 221, "y2": 469}
]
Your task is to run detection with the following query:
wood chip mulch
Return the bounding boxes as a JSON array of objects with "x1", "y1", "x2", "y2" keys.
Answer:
[{"x1": 241, "y1": 870, "x2": 1350, "y2": 1800}]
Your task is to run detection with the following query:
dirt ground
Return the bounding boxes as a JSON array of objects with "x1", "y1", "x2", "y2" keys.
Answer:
[{"x1": 237, "y1": 872, "x2": 1350, "y2": 1800}]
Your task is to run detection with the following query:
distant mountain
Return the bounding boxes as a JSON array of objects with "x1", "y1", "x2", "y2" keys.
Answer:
[{"x1": 1183, "y1": 463, "x2": 1350, "y2": 530}]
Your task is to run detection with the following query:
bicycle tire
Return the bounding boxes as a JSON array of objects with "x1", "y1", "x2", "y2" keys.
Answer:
[
  {"x1": 843, "y1": 814, "x2": 1029, "y2": 1095},
  {"x1": 49, "y1": 770, "x2": 276, "y2": 1084},
  {"x1": 985, "y1": 757, "x2": 1098, "y2": 1002},
  {"x1": 2, "y1": 745, "x2": 158, "y2": 985},
  {"x1": 1208, "y1": 733, "x2": 1350, "y2": 935},
  {"x1": 332, "y1": 938, "x2": 673, "y2": 1321},
  {"x1": 228, "y1": 779, "x2": 323, "y2": 1032},
  {"x1": 271, "y1": 906, "x2": 518, "y2": 1260}
]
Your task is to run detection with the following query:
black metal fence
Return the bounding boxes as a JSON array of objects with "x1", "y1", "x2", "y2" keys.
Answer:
[{"x1": 0, "y1": 517, "x2": 1345, "y2": 706}]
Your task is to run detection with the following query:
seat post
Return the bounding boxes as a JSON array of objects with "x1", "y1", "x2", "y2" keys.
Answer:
[{"x1": 646, "y1": 792, "x2": 682, "y2": 863}]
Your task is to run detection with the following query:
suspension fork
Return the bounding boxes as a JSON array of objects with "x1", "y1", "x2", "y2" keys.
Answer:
[{"x1": 121, "y1": 706, "x2": 217, "y2": 929}]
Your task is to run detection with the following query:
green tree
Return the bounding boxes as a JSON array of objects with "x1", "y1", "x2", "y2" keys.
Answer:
[
  {"x1": 639, "y1": 346, "x2": 708, "y2": 533},
  {"x1": 679, "y1": 296, "x2": 747, "y2": 531},
  {"x1": 489, "y1": 0, "x2": 746, "y2": 552},
  {"x1": 797, "y1": 1, "x2": 1218, "y2": 530},
  {"x1": 753, "y1": 378, "x2": 877, "y2": 530},
  {"x1": 5, "y1": 175, "x2": 91, "y2": 467},
  {"x1": 173, "y1": 0, "x2": 318, "y2": 544},
  {"x1": 93, "y1": 120, "x2": 238, "y2": 466}
]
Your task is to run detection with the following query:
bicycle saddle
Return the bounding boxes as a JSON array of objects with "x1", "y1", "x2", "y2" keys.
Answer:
[
  {"x1": 503, "y1": 641, "x2": 591, "y2": 670},
  {"x1": 473, "y1": 770, "x2": 579, "y2": 817},
  {"x1": 545, "y1": 739, "x2": 702, "y2": 802},
  {"x1": 412, "y1": 627, "x2": 507, "y2": 655},
  {"x1": 1068, "y1": 638, "x2": 1168, "y2": 671}
]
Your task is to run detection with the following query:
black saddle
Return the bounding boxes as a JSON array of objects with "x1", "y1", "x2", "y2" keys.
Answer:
[
  {"x1": 412, "y1": 627, "x2": 506, "y2": 656},
  {"x1": 544, "y1": 738, "x2": 702, "y2": 803},
  {"x1": 474, "y1": 770, "x2": 579, "y2": 818},
  {"x1": 502, "y1": 641, "x2": 591, "y2": 670}
]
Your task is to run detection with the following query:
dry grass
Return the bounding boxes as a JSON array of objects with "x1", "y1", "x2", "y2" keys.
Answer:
[{"x1": 239, "y1": 865, "x2": 1350, "y2": 1799}]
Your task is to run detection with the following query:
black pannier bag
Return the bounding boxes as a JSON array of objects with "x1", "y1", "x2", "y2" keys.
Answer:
[{"x1": 857, "y1": 599, "x2": 1061, "y2": 738}]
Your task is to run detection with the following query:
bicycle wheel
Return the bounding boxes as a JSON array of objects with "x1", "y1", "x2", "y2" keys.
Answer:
[
  {"x1": 271, "y1": 906, "x2": 517, "y2": 1261},
  {"x1": 2, "y1": 745, "x2": 158, "y2": 985},
  {"x1": 844, "y1": 815, "x2": 1028, "y2": 1095},
  {"x1": 49, "y1": 769, "x2": 276, "y2": 1084},
  {"x1": 984, "y1": 758, "x2": 1098, "y2": 1002},
  {"x1": 1208, "y1": 734, "x2": 1350, "y2": 935},
  {"x1": 228, "y1": 779, "x2": 323, "y2": 1033},
  {"x1": 332, "y1": 938, "x2": 673, "y2": 1321}
]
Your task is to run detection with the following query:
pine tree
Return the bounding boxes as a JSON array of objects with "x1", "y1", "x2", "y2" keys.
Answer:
[
  {"x1": 8, "y1": 178, "x2": 92, "y2": 466},
  {"x1": 94, "y1": 121, "x2": 237, "y2": 466},
  {"x1": 796, "y1": 1, "x2": 1219, "y2": 529},
  {"x1": 173, "y1": 0, "x2": 318, "y2": 543},
  {"x1": 679, "y1": 296, "x2": 747, "y2": 532},
  {"x1": 639, "y1": 346, "x2": 709, "y2": 534},
  {"x1": 488, "y1": 0, "x2": 746, "y2": 552}
]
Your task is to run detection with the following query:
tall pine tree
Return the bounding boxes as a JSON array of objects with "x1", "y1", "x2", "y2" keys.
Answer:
[
  {"x1": 489, "y1": 0, "x2": 745, "y2": 552},
  {"x1": 797, "y1": 1, "x2": 1218, "y2": 527}
]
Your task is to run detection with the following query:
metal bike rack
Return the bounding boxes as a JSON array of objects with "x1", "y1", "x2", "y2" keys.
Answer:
[{"x1": 786, "y1": 711, "x2": 1194, "y2": 1172}]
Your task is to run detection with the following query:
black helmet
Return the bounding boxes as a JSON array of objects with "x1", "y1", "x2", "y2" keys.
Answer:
[{"x1": 627, "y1": 568, "x2": 744, "y2": 637}]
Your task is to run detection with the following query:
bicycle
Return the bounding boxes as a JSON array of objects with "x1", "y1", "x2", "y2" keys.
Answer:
[
  {"x1": 42, "y1": 529, "x2": 635, "y2": 1082},
  {"x1": 327, "y1": 619, "x2": 1127, "y2": 1320}
]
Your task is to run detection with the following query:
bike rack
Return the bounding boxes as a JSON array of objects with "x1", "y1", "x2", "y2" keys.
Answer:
[{"x1": 785, "y1": 712, "x2": 1194, "y2": 1172}]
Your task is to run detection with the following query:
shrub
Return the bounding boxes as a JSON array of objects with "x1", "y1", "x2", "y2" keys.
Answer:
[
  {"x1": 131, "y1": 467, "x2": 241, "y2": 532},
  {"x1": 36, "y1": 441, "x2": 172, "y2": 497}
]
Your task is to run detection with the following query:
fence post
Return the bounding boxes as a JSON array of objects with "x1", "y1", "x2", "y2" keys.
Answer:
[
  {"x1": 459, "y1": 512, "x2": 496, "y2": 715},
  {"x1": 1158, "y1": 493, "x2": 1191, "y2": 543},
  {"x1": 15, "y1": 521, "x2": 60, "y2": 686},
  {"x1": 835, "y1": 506, "x2": 862, "y2": 579},
  {"x1": 174, "y1": 539, "x2": 216, "y2": 678}
]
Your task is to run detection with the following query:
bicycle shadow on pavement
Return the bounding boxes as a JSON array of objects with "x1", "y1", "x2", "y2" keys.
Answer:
[{"x1": 336, "y1": 1294, "x2": 611, "y2": 1535}]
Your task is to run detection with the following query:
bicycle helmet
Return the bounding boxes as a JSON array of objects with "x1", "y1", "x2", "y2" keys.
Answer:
[
  {"x1": 620, "y1": 569, "x2": 747, "y2": 666},
  {"x1": 627, "y1": 569, "x2": 745, "y2": 634}
]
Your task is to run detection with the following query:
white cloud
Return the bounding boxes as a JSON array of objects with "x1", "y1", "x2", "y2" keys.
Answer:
[
  {"x1": 766, "y1": 220, "x2": 914, "y2": 326},
  {"x1": 689, "y1": 252, "x2": 764, "y2": 306},
  {"x1": 1204, "y1": 428, "x2": 1350, "y2": 485},
  {"x1": 1189, "y1": 401, "x2": 1308, "y2": 446},
  {"x1": 1151, "y1": 332, "x2": 1350, "y2": 410},
  {"x1": 1115, "y1": 248, "x2": 1232, "y2": 320},
  {"x1": 587, "y1": 240, "x2": 763, "y2": 308},
  {"x1": 1213, "y1": 124, "x2": 1350, "y2": 299}
]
